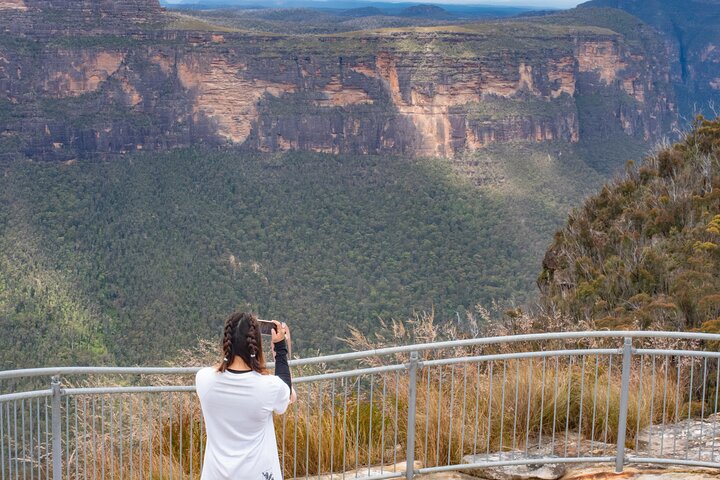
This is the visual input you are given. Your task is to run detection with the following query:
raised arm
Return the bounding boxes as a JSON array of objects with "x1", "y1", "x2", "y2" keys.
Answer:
[{"x1": 271, "y1": 321, "x2": 292, "y2": 393}]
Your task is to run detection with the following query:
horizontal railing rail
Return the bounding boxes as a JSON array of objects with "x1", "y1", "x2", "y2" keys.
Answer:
[
  {"x1": 0, "y1": 331, "x2": 719, "y2": 479},
  {"x1": 3, "y1": 330, "x2": 719, "y2": 380}
]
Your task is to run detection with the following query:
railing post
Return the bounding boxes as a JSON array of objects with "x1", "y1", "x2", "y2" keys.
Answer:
[
  {"x1": 51, "y1": 376, "x2": 62, "y2": 480},
  {"x1": 405, "y1": 351, "x2": 419, "y2": 480},
  {"x1": 615, "y1": 337, "x2": 632, "y2": 473}
]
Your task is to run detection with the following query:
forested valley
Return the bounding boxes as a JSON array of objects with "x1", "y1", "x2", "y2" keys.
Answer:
[{"x1": 0, "y1": 148, "x2": 579, "y2": 367}]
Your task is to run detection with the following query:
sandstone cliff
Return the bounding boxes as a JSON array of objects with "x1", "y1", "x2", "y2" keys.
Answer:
[
  {"x1": 0, "y1": 3, "x2": 677, "y2": 160},
  {"x1": 12, "y1": 0, "x2": 160, "y2": 24},
  {"x1": 580, "y1": 0, "x2": 720, "y2": 120}
]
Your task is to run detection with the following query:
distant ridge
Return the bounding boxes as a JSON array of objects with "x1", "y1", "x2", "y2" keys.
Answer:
[
  {"x1": 161, "y1": 0, "x2": 538, "y2": 17},
  {"x1": 398, "y1": 4, "x2": 452, "y2": 18},
  {"x1": 339, "y1": 6, "x2": 385, "y2": 17}
]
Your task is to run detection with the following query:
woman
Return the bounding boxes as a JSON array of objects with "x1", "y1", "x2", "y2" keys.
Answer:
[{"x1": 196, "y1": 312, "x2": 295, "y2": 480}]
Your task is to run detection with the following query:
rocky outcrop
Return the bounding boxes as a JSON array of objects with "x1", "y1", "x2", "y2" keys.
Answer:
[
  {"x1": 304, "y1": 460, "x2": 719, "y2": 480},
  {"x1": 635, "y1": 413, "x2": 720, "y2": 463},
  {"x1": 462, "y1": 454, "x2": 566, "y2": 479},
  {"x1": 561, "y1": 466, "x2": 720, "y2": 479},
  {"x1": 0, "y1": 7, "x2": 677, "y2": 160}
]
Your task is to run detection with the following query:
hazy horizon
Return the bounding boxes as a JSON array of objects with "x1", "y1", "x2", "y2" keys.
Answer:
[{"x1": 162, "y1": 0, "x2": 585, "y2": 10}]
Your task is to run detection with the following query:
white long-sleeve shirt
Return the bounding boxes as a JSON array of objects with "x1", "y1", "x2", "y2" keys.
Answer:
[{"x1": 196, "y1": 367, "x2": 290, "y2": 480}]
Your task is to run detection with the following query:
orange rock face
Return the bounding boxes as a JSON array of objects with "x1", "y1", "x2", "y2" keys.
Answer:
[
  {"x1": 548, "y1": 56, "x2": 577, "y2": 97},
  {"x1": 160, "y1": 33, "x2": 669, "y2": 158},
  {"x1": 318, "y1": 77, "x2": 374, "y2": 107},
  {"x1": 150, "y1": 53, "x2": 174, "y2": 76},
  {"x1": 0, "y1": 0, "x2": 26, "y2": 10},
  {"x1": 0, "y1": 25, "x2": 676, "y2": 160},
  {"x1": 363, "y1": 51, "x2": 583, "y2": 156},
  {"x1": 119, "y1": 77, "x2": 142, "y2": 107},
  {"x1": 576, "y1": 39, "x2": 626, "y2": 84},
  {"x1": 177, "y1": 56, "x2": 296, "y2": 144},
  {"x1": 375, "y1": 53, "x2": 402, "y2": 104},
  {"x1": 43, "y1": 52, "x2": 125, "y2": 97}
]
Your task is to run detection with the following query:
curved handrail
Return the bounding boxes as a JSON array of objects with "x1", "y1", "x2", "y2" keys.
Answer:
[
  {"x1": 0, "y1": 366, "x2": 201, "y2": 381},
  {"x1": 0, "y1": 330, "x2": 717, "y2": 381},
  {"x1": 0, "y1": 330, "x2": 718, "y2": 476}
]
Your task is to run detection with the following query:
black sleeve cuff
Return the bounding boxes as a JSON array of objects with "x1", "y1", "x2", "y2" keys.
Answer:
[
  {"x1": 273, "y1": 339, "x2": 292, "y2": 392},
  {"x1": 273, "y1": 338, "x2": 288, "y2": 350}
]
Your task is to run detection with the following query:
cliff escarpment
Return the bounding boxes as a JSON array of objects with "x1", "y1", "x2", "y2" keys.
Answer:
[
  {"x1": 0, "y1": 6, "x2": 677, "y2": 160},
  {"x1": 580, "y1": 0, "x2": 720, "y2": 119},
  {"x1": 3, "y1": 0, "x2": 161, "y2": 27}
]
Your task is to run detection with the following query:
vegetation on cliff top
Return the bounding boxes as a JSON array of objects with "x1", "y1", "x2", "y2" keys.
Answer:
[
  {"x1": 525, "y1": 7, "x2": 651, "y2": 47},
  {"x1": 539, "y1": 117, "x2": 720, "y2": 332}
]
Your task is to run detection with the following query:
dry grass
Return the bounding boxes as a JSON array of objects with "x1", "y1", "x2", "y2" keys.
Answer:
[
  {"x1": 275, "y1": 356, "x2": 684, "y2": 476},
  {"x1": 65, "y1": 308, "x2": 710, "y2": 479}
]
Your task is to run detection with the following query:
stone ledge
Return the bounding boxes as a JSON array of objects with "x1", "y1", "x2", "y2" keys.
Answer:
[{"x1": 294, "y1": 461, "x2": 719, "y2": 480}]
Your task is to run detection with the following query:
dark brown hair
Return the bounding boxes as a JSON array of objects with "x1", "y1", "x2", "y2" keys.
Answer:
[{"x1": 217, "y1": 311, "x2": 266, "y2": 374}]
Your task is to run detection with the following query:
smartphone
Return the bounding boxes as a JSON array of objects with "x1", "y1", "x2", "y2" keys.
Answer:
[
  {"x1": 257, "y1": 319, "x2": 277, "y2": 336},
  {"x1": 260, "y1": 319, "x2": 291, "y2": 357}
]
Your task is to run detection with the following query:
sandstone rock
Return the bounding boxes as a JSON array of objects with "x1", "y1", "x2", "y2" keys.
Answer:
[
  {"x1": 418, "y1": 473, "x2": 482, "y2": 480},
  {"x1": 523, "y1": 438, "x2": 616, "y2": 459},
  {"x1": 304, "y1": 460, "x2": 422, "y2": 480},
  {"x1": 635, "y1": 412, "x2": 720, "y2": 463},
  {"x1": 0, "y1": 0, "x2": 27, "y2": 10},
  {"x1": 562, "y1": 465, "x2": 720, "y2": 479},
  {"x1": 461, "y1": 453, "x2": 565, "y2": 480},
  {"x1": 0, "y1": 5, "x2": 677, "y2": 160}
]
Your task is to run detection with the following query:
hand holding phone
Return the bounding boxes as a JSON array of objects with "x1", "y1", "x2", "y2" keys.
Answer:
[
  {"x1": 257, "y1": 319, "x2": 277, "y2": 336},
  {"x1": 259, "y1": 319, "x2": 291, "y2": 357}
]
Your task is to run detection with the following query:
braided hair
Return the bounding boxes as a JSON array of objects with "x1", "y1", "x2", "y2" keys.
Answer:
[{"x1": 217, "y1": 312, "x2": 266, "y2": 374}]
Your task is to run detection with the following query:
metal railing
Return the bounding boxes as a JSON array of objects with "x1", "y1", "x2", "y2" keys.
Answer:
[{"x1": 1, "y1": 331, "x2": 720, "y2": 479}]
